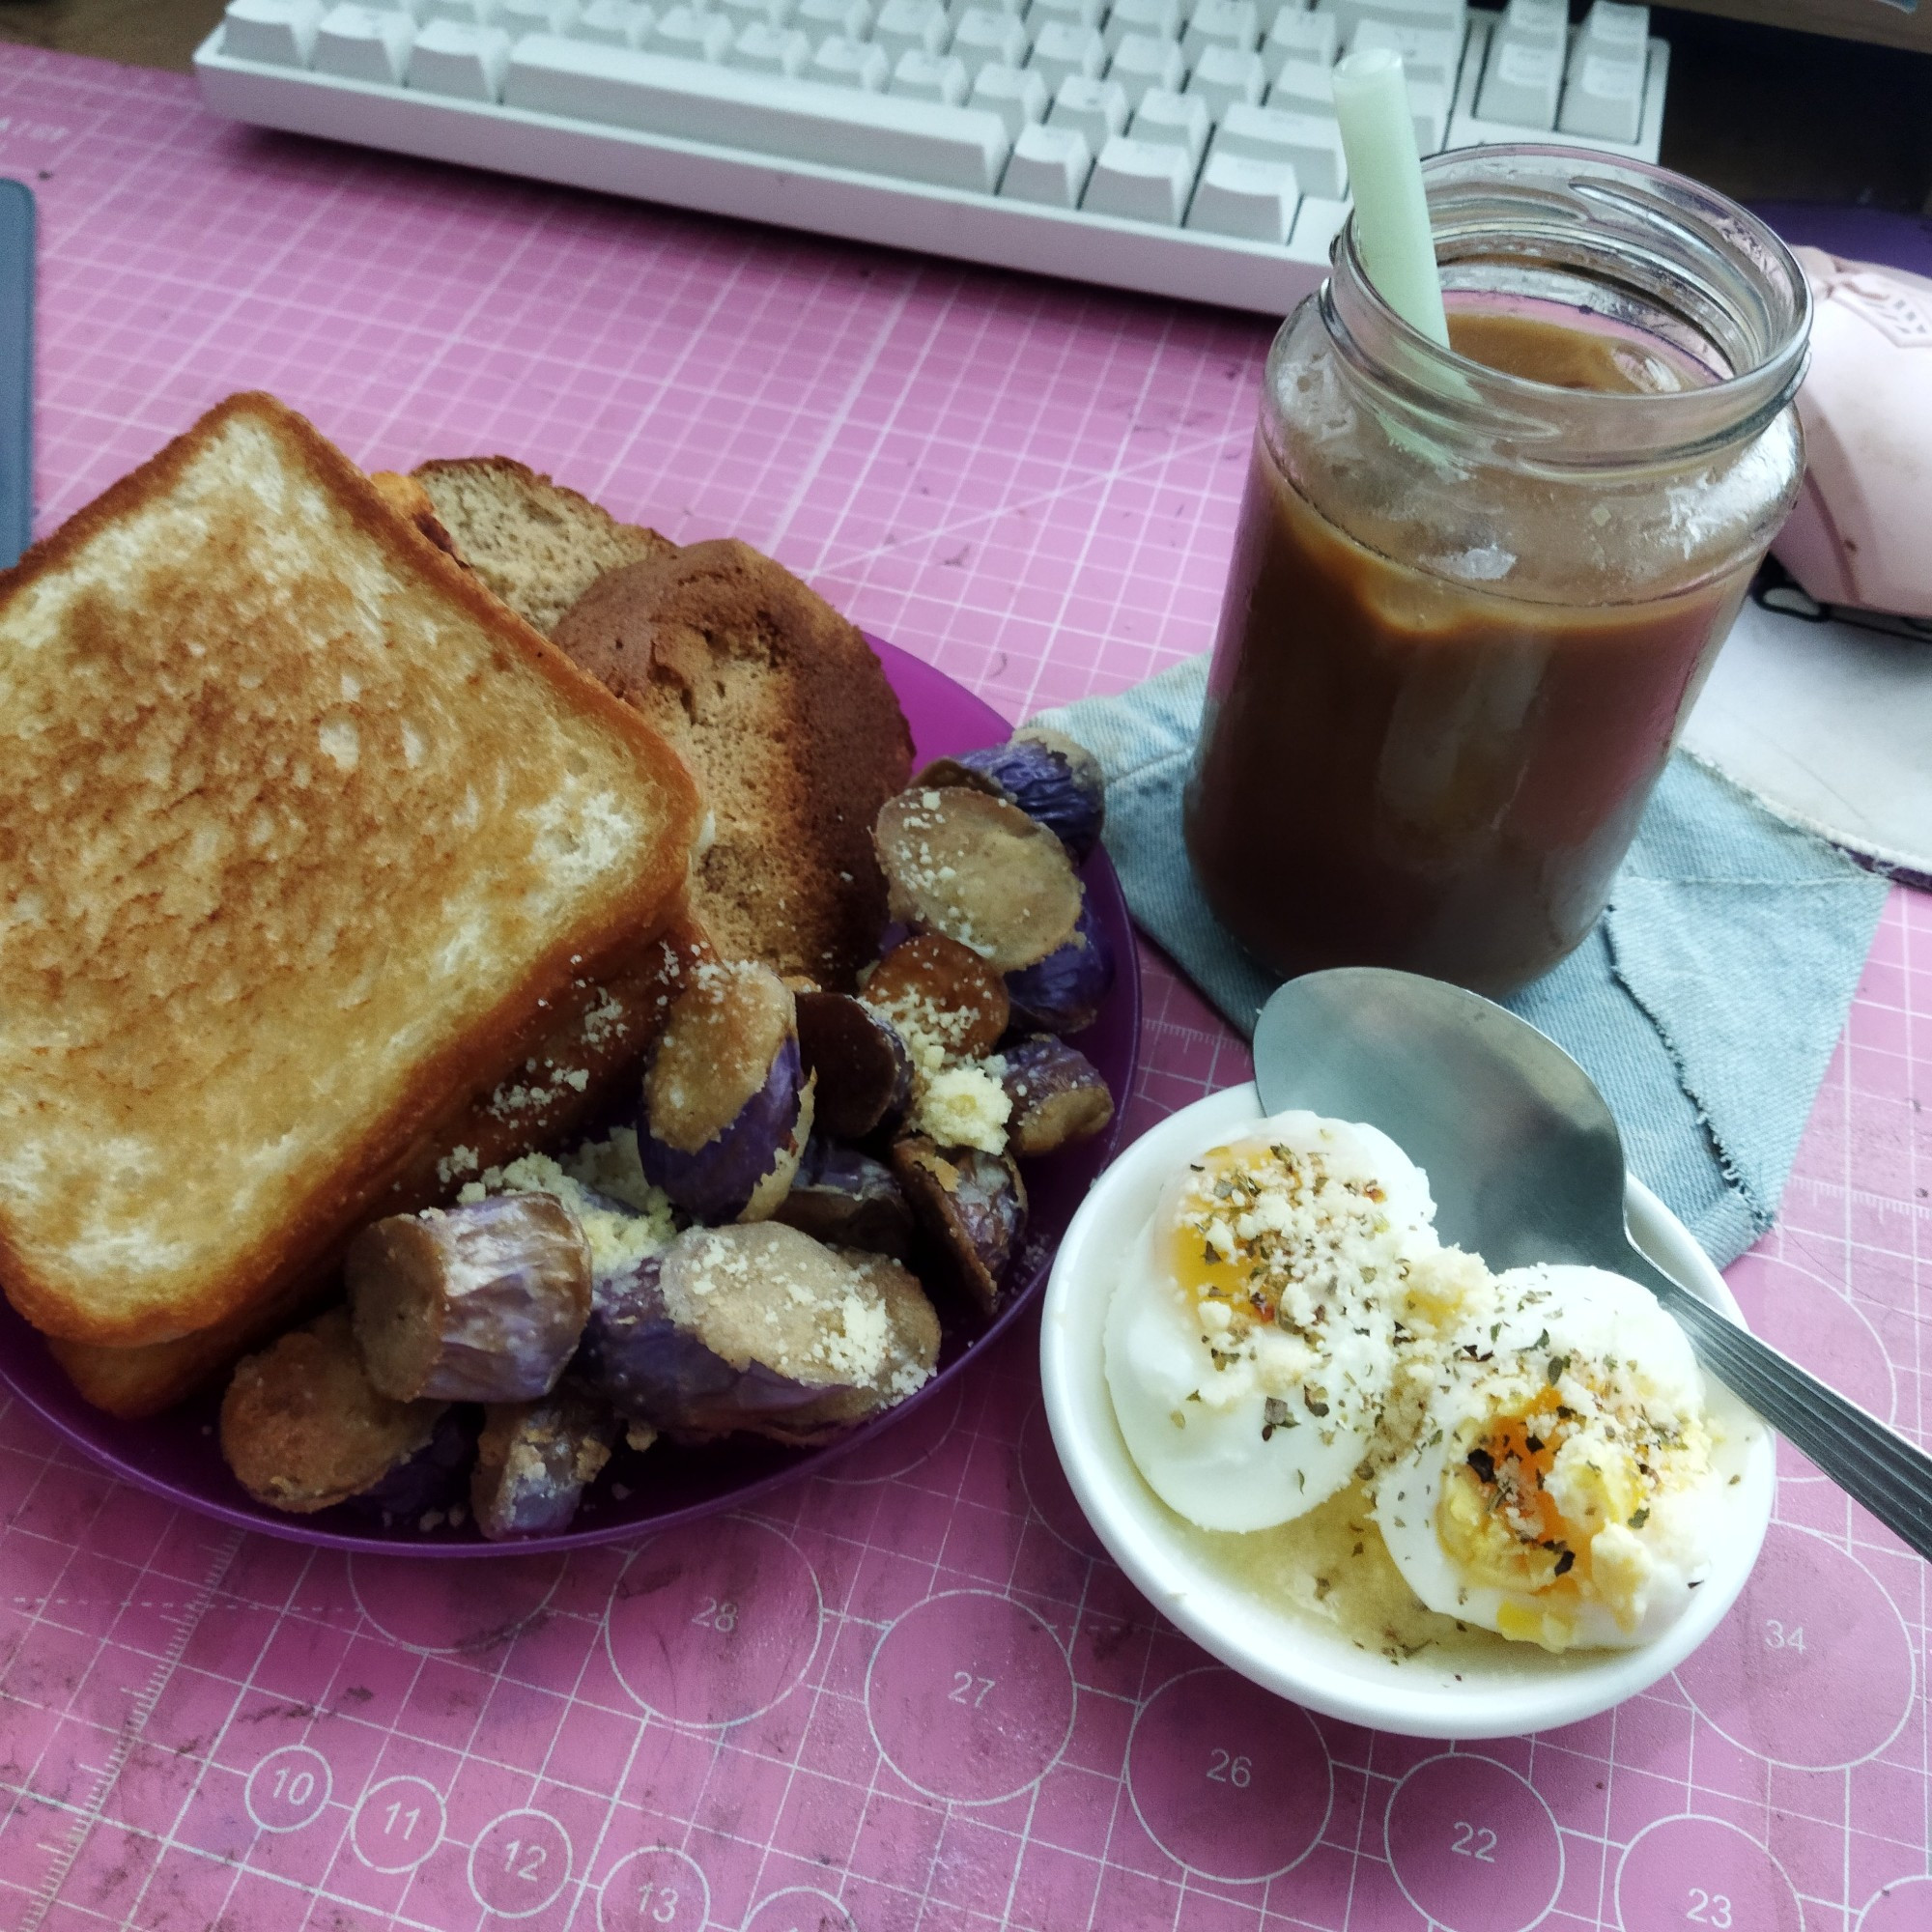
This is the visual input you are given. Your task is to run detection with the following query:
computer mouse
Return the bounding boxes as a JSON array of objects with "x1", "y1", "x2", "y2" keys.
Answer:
[{"x1": 1770, "y1": 245, "x2": 1932, "y2": 620}]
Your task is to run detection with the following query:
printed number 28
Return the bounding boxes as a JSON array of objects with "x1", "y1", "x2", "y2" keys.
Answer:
[
  {"x1": 1688, "y1": 1889, "x2": 1733, "y2": 1927},
  {"x1": 1450, "y1": 1822, "x2": 1497, "y2": 1862}
]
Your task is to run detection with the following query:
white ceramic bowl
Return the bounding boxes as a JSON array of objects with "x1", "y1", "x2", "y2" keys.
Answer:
[{"x1": 1040, "y1": 1083, "x2": 1775, "y2": 1741}]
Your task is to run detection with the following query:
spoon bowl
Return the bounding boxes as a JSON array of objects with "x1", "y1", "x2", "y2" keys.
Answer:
[{"x1": 1253, "y1": 967, "x2": 1932, "y2": 1563}]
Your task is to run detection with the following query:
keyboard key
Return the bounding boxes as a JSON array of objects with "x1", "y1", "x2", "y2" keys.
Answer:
[
  {"x1": 409, "y1": 15, "x2": 511, "y2": 89},
  {"x1": 875, "y1": 0, "x2": 951, "y2": 53},
  {"x1": 571, "y1": 0, "x2": 649, "y2": 40},
  {"x1": 1108, "y1": 31, "x2": 1183, "y2": 107},
  {"x1": 1183, "y1": 0, "x2": 1257, "y2": 57},
  {"x1": 715, "y1": 0, "x2": 792, "y2": 22},
  {"x1": 812, "y1": 33, "x2": 891, "y2": 83},
  {"x1": 1130, "y1": 84, "x2": 1208, "y2": 163},
  {"x1": 1215, "y1": 98, "x2": 1343, "y2": 196},
  {"x1": 313, "y1": 4, "x2": 415, "y2": 80},
  {"x1": 972, "y1": 58, "x2": 1049, "y2": 128},
  {"x1": 506, "y1": 34, "x2": 1013, "y2": 185},
  {"x1": 891, "y1": 45, "x2": 969, "y2": 94},
  {"x1": 223, "y1": 0, "x2": 326, "y2": 65},
  {"x1": 1000, "y1": 120, "x2": 1093, "y2": 202},
  {"x1": 1047, "y1": 71, "x2": 1128, "y2": 147},
  {"x1": 419, "y1": 0, "x2": 498, "y2": 22},
  {"x1": 1347, "y1": 15, "x2": 1459, "y2": 90},
  {"x1": 952, "y1": 5, "x2": 1030, "y2": 75},
  {"x1": 1291, "y1": 189, "x2": 1348, "y2": 252},
  {"x1": 1029, "y1": 19, "x2": 1105, "y2": 89},
  {"x1": 1267, "y1": 55, "x2": 1334, "y2": 113},
  {"x1": 1499, "y1": 0, "x2": 1564, "y2": 48},
  {"x1": 1476, "y1": 33, "x2": 1559, "y2": 125},
  {"x1": 1102, "y1": 0, "x2": 1179, "y2": 51},
  {"x1": 729, "y1": 19, "x2": 810, "y2": 69},
  {"x1": 645, "y1": 2, "x2": 732, "y2": 53},
  {"x1": 796, "y1": 0, "x2": 871, "y2": 34},
  {"x1": 1406, "y1": 73, "x2": 1446, "y2": 149},
  {"x1": 1249, "y1": 0, "x2": 1303, "y2": 27},
  {"x1": 501, "y1": 0, "x2": 579, "y2": 30},
  {"x1": 1262, "y1": 6, "x2": 1333, "y2": 74},
  {"x1": 1557, "y1": 43, "x2": 1643, "y2": 140},
  {"x1": 1026, "y1": 0, "x2": 1102, "y2": 26},
  {"x1": 1186, "y1": 148, "x2": 1296, "y2": 240},
  {"x1": 1581, "y1": 0, "x2": 1647, "y2": 49},
  {"x1": 1320, "y1": 0, "x2": 1463, "y2": 38},
  {"x1": 1083, "y1": 133, "x2": 1190, "y2": 222},
  {"x1": 1186, "y1": 42, "x2": 1264, "y2": 116}
]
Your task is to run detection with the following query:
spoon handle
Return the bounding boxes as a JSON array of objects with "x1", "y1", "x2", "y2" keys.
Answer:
[{"x1": 1625, "y1": 1249, "x2": 1932, "y2": 1560}]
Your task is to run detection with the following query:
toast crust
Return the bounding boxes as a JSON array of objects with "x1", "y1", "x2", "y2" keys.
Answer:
[
  {"x1": 553, "y1": 538, "x2": 914, "y2": 988},
  {"x1": 47, "y1": 916, "x2": 715, "y2": 1416},
  {"x1": 0, "y1": 393, "x2": 702, "y2": 1348}
]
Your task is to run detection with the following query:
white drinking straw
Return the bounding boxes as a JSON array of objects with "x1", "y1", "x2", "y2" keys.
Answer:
[{"x1": 1330, "y1": 48, "x2": 1450, "y2": 348}]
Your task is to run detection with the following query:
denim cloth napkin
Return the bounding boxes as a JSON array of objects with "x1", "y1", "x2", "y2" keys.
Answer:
[{"x1": 1033, "y1": 654, "x2": 1891, "y2": 1267}]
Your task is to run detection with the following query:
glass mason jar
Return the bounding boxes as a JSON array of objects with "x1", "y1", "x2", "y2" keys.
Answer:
[{"x1": 1182, "y1": 147, "x2": 1811, "y2": 998}]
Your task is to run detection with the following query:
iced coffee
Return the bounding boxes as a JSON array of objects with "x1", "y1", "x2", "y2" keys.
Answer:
[{"x1": 1184, "y1": 151, "x2": 1810, "y2": 997}]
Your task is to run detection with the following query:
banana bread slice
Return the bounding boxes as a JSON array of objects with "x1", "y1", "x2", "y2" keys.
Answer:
[
  {"x1": 554, "y1": 538, "x2": 915, "y2": 989},
  {"x1": 412, "y1": 456, "x2": 674, "y2": 635}
]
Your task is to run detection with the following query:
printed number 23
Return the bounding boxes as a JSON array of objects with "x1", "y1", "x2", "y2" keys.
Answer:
[
  {"x1": 1688, "y1": 1889, "x2": 1733, "y2": 1927},
  {"x1": 1450, "y1": 1822, "x2": 1497, "y2": 1862}
]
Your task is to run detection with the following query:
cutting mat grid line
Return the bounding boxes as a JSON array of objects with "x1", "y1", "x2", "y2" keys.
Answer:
[{"x1": 3, "y1": 45, "x2": 1931, "y2": 1932}]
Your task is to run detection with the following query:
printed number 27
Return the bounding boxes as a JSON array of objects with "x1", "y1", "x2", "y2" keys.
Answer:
[{"x1": 949, "y1": 1671, "x2": 994, "y2": 1707}]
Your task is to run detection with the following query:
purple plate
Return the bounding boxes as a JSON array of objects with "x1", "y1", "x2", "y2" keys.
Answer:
[{"x1": 0, "y1": 637, "x2": 1141, "y2": 1555}]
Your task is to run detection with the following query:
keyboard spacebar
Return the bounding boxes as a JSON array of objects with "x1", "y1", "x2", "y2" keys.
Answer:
[{"x1": 505, "y1": 37, "x2": 1011, "y2": 193}]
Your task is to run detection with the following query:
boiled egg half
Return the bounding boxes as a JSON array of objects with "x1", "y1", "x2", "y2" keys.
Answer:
[
  {"x1": 1376, "y1": 1264, "x2": 1725, "y2": 1652},
  {"x1": 1104, "y1": 1110, "x2": 1439, "y2": 1532}
]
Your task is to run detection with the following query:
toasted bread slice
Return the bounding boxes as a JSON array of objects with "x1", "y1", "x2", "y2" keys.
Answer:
[
  {"x1": 0, "y1": 393, "x2": 701, "y2": 1349},
  {"x1": 45, "y1": 917, "x2": 715, "y2": 1417},
  {"x1": 412, "y1": 457, "x2": 674, "y2": 636},
  {"x1": 553, "y1": 538, "x2": 915, "y2": 989}
]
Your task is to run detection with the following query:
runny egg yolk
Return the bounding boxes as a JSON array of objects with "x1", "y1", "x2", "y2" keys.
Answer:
[{"x1": 1438, "y1": 1407, "x2": 1645, "y2": 1649}]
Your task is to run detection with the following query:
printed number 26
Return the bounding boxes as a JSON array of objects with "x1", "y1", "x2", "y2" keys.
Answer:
[{"x1": 1206, "y1": 1749, "x2": 1251, "y2": 1787}]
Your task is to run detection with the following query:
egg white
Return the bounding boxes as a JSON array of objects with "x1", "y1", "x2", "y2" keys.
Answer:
[
  {"x1": 1376, "y1": 1264, "x2": 1724, "y2": 1651},
  {"x1": 1103, "y1": 1109, "x2": 1439, "y2": 1533}
]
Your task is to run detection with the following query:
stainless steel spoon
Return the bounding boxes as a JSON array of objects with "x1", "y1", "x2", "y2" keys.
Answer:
[{"x1": 1252, "y1": 966, "x2": 1932, "y2": 1562}]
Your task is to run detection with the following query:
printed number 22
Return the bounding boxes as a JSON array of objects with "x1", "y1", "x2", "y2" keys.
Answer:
[
  {"x1": 1688, "y1": 1889, "x2": 1733, "y2": 1927},
  {"x1": 1450, "y1": 1822, "x2": 1497, "y2": 1862}
]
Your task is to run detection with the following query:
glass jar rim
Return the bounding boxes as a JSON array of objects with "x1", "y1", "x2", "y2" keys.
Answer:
[{"x1": 1321, "y1": 145, "x2": 1812, "y2": 469}]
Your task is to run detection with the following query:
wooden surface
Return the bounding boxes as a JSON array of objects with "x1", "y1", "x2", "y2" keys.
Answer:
[{"x1": 0, "y1": 0, "x2": 1928, "y2": 209}]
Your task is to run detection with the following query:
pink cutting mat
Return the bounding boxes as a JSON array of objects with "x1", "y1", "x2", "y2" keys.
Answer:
[{"x1": 2, "y1": 47, "x2": 1929, "y2": 1932}]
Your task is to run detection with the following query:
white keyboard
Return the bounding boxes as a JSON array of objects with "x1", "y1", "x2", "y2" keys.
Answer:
[{"x1": 194, "y1": 0, "x2": 1667, "y2": 314}]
